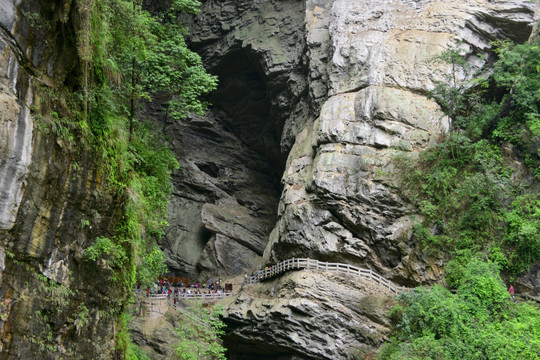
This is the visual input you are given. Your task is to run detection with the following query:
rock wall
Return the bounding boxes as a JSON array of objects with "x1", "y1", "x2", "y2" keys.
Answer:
[
  {"x1": 163, "y1": 0, "x2": 311, "y2": 280},
  {"x1": 266, "y1": 0, "x2": 536, "y2": 286},
  {"x1": 0, "y1": 1, "x2": 123, "y2": 358},
  {"x1": 169, "y1": 0, "x2": 536, "y2": 282},
  {"x1": 167, "y1": 0, "x2": 538, "y2": 358}
]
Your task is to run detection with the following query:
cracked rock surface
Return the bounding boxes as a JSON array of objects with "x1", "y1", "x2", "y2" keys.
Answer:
[{"x1": 163, "y1": 0, "x2": 538, "y2": 358}]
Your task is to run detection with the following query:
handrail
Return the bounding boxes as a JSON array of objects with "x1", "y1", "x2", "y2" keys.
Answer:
[
  {"x1": 243, "y1": 257, "x2": 408, "y2": 295},
  {"x1": 141, "y1": 292, "x2": 233, "y2": 301},
  {"x1": 176, "y1": 292, "x2": 233, "y2": 300}
]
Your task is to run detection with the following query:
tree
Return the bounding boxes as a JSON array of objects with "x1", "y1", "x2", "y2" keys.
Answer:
[
  {"x1": 80, "y1": 0, "x2": 216, "y2": 292},
  {"x1": 428, "y1": 42, "x2": 471, "y2": 126},
  {"x1": 103, "y1": 0, "x2": 217, "y2": 140}
]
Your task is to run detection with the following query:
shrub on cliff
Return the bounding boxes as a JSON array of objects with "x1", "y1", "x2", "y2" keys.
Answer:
[
  {"x1": 380, "y1": 259, "x2": 540, "y2": 360},
  {"x1": 397, "y1": 39, "x2": 540, "y2": 275}
]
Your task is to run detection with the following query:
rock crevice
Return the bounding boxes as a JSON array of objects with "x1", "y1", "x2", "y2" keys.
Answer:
[{"x1": 162, "y1": 0, "x2": 538, "y2": 358}]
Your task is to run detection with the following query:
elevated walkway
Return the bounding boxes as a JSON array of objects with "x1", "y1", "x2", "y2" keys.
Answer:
[{"x1": 243, "y1": 257, "x2": 408, "y2": 295}]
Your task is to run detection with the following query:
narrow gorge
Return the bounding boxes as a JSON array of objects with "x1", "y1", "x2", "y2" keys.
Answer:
[{"x1": 0, "y1": 0, "x2": 539, "y2": 359}]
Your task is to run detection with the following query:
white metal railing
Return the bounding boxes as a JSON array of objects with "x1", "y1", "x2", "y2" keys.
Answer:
[
  {"x1": 141, "y1": 292, "x2": 233, "y2": 301},
  {"x1": 243, "y1": 258, "x2": 408, "y2": 295},
  {"x1": 175, "y1": 292, "x2": 233, "y2": 300}
]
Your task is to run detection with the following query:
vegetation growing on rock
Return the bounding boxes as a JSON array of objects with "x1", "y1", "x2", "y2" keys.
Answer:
[
  {"x1": 77, "y1": 0, "x2": 216, "y2": 291},
  {"x1": 22, "y1": 0, "x2": 218, "y2": 356},
  {"x1": 386, "y1": 38, "x2": 540, "y2": 358},
  {"x1": 397, "y1": 39, "x2": 540, "y2": 276},
  {"x1": 74, "y1": 0, "x2": 218, "y2": 355},
  {"x1": 380, "y1": 258, "x2": 540, "y2": 359}
]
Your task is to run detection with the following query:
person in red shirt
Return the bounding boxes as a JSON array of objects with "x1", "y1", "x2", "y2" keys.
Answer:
[{"x1": 508, "y1": 284, "x2": 515, "y2": 302}]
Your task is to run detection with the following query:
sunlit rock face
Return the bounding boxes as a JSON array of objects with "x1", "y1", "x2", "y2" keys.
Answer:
[
  {"x1": 265, "y1": 0, "x2": 536, "y2": 287},
  {"x1": 167, "y1": 0, "x2": 538, "y2": 358}
]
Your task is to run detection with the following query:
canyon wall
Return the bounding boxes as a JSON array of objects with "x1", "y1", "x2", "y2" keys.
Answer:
[
  {"x1": 0, "y1": 1, "x2": 123, "y2": 358},
  {"x1": 166, "y1": 0, "x2": 538, "y2": 358},
  {"x1": 168, "y1": 0, "x2": 536, "y2": 283},
  {"x1": 0, "y1": 0, "x2": 537, "y2": 358}
]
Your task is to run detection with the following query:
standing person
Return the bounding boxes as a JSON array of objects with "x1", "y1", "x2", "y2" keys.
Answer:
[{"x1": 509, "y1": 284, "x2": 515, "y2": 302}]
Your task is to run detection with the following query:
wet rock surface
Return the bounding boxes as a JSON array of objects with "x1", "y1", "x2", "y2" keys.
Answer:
[{"x1": 0, "y1": 1, "x2": 123, "y2": 358}]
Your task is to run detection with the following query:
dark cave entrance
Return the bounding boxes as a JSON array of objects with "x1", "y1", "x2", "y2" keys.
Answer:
[
  {"x1": 176, "y1": 45, "x2": 292, "y2": 279},
  {"x1": 209, "y1": 46, "x2": 288, "y2": 187}
]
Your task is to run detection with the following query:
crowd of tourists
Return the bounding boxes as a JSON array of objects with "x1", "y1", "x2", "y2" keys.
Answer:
[{"x1": 142, "y1": 278, "x2": 227, "y2": 302}]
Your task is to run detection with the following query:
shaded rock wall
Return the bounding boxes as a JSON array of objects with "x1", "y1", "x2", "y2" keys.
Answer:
[
  {"x1": 0, "y1": 1, "x2": 123, "y2": 358},
  {"x1": 163, "y1": 0, "x2": 311, "y2": 281},
  {"x1": 163, "y1": 109, "x2": 280, "y2": 279}
]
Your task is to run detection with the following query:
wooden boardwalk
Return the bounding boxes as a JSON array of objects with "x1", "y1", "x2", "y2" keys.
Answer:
[{"x1": 243, "y1": 257, "x2": 408, "y2": 295}]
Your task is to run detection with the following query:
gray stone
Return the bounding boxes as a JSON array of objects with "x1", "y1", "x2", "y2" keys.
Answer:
[
  {"x1": 222, "y1": 270, "x2": 395, "y2": 360},
  {"x1": 164, "y1": 0, "x2": 538, "y2": 358}
]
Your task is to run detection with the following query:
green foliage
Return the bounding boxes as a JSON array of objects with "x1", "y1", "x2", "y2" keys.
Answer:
[
  {"x1": 380, "y1": 259, "x2": 540, "y2": 360},
  {"x1": 174, "y1": 304, "x2": 227, "y2": 360},
  {"x1": 396, "y1": 134, "x2": 510, "y2": 255},
  {"x1": 74, "y1": 0, "x2": 217, "y2": 298},
  {"x1": 448, "y1": 39, "x2": 540, "y2": 176},
  {"x1": 504, "y1": 194, "x2": 540, "y2": 274},
  {"x1": 126, "y1": 342, "x2": 151, "y2": 360},
  {"x1": 93, "y1": 0, "x2": 217, "y2": 122},
  {"x1": 84, "y1": 236, "x2": 128, "y2": 267},
  {"x1": 135, "y1": 245, "x2": 168, "y2": 288},
  {"x1": 397, "y1": 39, "x2": 540, "y2": 275},
  {"x1": 74, "y1": 303, "x2": 90, "y2": 336},
  {"x1": 48, "y1": 2, "x2": 218, "y2": 354},
  {"x1": 116, "y1": 311, "x2": 131, "y2": 354},
  {"x1": 428, "y1": 43, "x2": 471, "y2": 121},
  {"x1": 142, "y1": 9, "x2": 217, "y2": 118}
]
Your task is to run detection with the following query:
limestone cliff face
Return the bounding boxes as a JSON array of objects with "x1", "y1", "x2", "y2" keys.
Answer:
[
  {"x1": 0, "y1": 1, "x2": 123, "y2": 358},
  {"x1": 166, "y1": 0, "x2": 538, "y2": 358},
  {"x1": 169, "y1": 0, "x2": 536, "y2": 283},
  {"x1": 164, "y1": 0, "x2": 310, "y2": 280}
]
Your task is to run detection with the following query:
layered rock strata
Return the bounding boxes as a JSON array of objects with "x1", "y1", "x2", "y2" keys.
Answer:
[
  {"x1": 171, "y1": 0, "x2": 536, "y2": 284},
  {"x1": 164, "y1": 0, "x2": 310, "y2": 280},
  {"x1": 169, "y1": 0, "x2": 538, "y2": 358},
  {"x1": 0, "y1": 1, "x2": 123, "y2": 358},
  {"x1": 222, "y1": 270, "x2": 394, "y2": 359}
]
